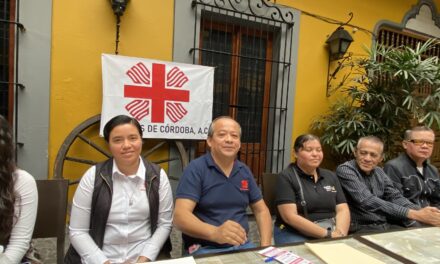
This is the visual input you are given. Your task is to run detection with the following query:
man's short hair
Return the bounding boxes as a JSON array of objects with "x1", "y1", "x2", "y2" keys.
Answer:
[
  {"x1": 356, "y1": 136, "x2": 384, "y2": 154},
  {"x1": 404, "y1": 126, "x2": 434, "y2": 140},
  {"x1": 207, "y1": 116, "x2": 242, "y2": 138}
]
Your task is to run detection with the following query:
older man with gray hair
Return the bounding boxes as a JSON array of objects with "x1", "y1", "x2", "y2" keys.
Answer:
[{"x1": 336, "y1": 136, "x2": 440, "y2": 233}]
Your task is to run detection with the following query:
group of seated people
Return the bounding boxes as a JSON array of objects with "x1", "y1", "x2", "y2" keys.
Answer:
[
  {"x1": 274, "y1": 130, "x2": 440, "y2": 244},
  {"x1": 1, "y1": 114, "x2": 440, "y2": 263}
]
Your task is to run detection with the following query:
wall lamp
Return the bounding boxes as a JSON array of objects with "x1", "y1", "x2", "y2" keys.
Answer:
[
  {"x1": 326, "y1": 13, "x2": 354, "y2": 96},
  {"x1": 326, "y1": 27, "x2": 353, "y2": 61},
  {"x1": 110, "y1": 0, "x2": 129, "y2": 17},
  {"x1": 109, "y1": 0, "x2": 130, "y2": 54}
]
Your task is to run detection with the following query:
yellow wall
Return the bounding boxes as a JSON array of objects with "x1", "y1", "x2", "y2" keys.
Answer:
[
  {"x1": 49, "y1": 0, "x2": 440, "y2": 175},
  {"x1": 49, "y1": 0, "x2": 174, "y2": 180},
  {"x1": 277, "y1": 0, "x2": 431, "y2": 159}
]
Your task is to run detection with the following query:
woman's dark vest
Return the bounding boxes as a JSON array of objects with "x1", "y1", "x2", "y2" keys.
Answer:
[{"x1": 64, "y1": 158, "x2": 171, "y2": 263}]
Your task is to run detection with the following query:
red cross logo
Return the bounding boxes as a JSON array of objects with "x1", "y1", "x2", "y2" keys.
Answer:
[
  {"x1": 123, "y1": 62, "x2": 190, "y2": 123},
  {"x1": 240, "y1": 180, "x2": 249, "y2": 191}
]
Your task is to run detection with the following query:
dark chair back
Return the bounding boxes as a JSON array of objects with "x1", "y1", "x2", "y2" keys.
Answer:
[
  {"x1": 33, "y1": 179, "x2": 69, "y2": 264},
  {"x1": 261, "y1": 173, "x2": 277, "y2": 215}
]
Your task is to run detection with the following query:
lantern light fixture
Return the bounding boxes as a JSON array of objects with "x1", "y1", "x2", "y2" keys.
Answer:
[
  {"x1": 326, "y1": 12, "x2": 354, "y2": 96},
  {"x1": 326, "y1": 27, "x2": 353, "y2": 61}
]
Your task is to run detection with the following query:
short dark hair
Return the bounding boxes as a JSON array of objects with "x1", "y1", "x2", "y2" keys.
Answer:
[
  {"x1": 207, "y1": 116, "x2": 241, "y2": 138},
  {"x1": 404, "y1": 126, "x2": 434, "y2": 140},
  {"x1": 293, "y1": 134, "x2": 320, "y2": 153},
  {"x1": 103, "y1": 115, "x2": 143, "y2": 142}
]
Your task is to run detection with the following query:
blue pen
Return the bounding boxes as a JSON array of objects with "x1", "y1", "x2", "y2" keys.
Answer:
[{"x1": 264, "y1": 256, "x2": 275, "y2": 263}]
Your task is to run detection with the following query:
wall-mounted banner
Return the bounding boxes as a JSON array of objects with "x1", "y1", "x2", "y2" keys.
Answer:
[{"x1": 101, "y1": 54, "x2": 214, "y2": 139}]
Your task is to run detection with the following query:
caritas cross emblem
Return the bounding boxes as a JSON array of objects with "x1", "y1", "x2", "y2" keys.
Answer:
[{"x1": 123, "y1": 62, "x2": 190, "y2": 123}]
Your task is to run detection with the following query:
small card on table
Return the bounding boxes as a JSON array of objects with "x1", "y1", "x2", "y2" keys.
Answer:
[{"x1": 258, "y1": 246, "x2": 313, "y2": 264}]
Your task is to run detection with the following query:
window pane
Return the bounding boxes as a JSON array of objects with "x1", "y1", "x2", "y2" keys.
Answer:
[
  {"x1": 201, "y1": 28, "x2": 232, "y2": 118},
  {"x1": 237, "y1": 34, "x2": 267, "y2": 143},
  {"x1": 0, "y1": 0, "x2": 9, "y2": 119}
]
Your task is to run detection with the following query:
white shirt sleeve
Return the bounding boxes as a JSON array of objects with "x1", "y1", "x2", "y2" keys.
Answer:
[
  {"x1": 3, "y1": 169, "x2": 38, "y2": 264},
  {"x1": 140, "y1": 169, "x2": 173, "y2": 261},
  {"x1": 69, "y1": 166, "x2": 108, "y2": 264}
]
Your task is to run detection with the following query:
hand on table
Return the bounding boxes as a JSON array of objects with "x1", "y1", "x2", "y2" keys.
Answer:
[
  {"x1": 211, "y1": 220, "x2": 247, "y2": 246},
  {"x1": 331, "y1": 228, "x2": 346, "y2": 238},
  {"x1": 410, "y1": 207, "x2": 440, "y2": 226}
]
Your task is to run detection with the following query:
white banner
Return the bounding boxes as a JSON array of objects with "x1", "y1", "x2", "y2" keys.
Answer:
[{"x1": 101, "y1": 54, "x2": 214, "y2": 139}]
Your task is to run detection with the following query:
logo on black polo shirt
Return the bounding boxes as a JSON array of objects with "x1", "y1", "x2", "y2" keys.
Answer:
[
  {"x1": 323, "y1": 185, "x2": 336, "y2": 192},
  {"x1": 240, "y1": 180, "x2": 249, "y2": 191}
]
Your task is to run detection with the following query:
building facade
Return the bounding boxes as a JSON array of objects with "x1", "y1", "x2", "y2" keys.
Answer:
[{"x1": 4, "y1": 0, "x2": 440, "y2": 187}]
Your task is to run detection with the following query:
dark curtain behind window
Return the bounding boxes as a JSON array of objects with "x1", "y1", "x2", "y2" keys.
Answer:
[{"x1": 0, "y1": 0, "x2": 10, "y2": 119}]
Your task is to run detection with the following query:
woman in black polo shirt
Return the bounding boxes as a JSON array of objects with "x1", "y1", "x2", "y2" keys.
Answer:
[{"x1": 274, "y1": 134, "x2": 350, "y2": 244}]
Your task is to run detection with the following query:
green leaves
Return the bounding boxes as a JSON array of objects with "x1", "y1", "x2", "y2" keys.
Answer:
[{"x1": 312, "y1": 38, "x2": 440, "y2": 162}]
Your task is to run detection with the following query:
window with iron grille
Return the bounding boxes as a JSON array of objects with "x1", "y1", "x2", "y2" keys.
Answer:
[
  {"x1": 376, "y1": 22, "x2": 440, "y2": 167},
  {"x1": 0, "y1": 0, "x2": 12, "y2": 121},
  {"x1": 377, "y1": 27, "x2": 440, "y2": 96},
  {"x1": 190, "y1": 0, "x2": 296, "y2": 183}
]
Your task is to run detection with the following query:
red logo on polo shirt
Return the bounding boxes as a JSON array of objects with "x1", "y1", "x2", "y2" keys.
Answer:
[{"x1": 240, "y1": 180, "x2": 249, "y2": 191}]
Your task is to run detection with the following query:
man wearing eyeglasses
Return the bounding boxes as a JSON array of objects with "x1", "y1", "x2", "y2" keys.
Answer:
[
  {"x1": 336, "y1": 136, "x2": 440, "y2": 233},
  {"x1": 384, "y1": 126, "x2": 440, "y2": 209}
]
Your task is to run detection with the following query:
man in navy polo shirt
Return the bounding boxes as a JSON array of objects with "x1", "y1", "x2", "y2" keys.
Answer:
[{"x1": 174, "y1": 116, "x2": 272, "y2": 255}]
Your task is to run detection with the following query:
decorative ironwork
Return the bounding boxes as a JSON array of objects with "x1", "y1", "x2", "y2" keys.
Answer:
[
  {"x1": 194, "y1": 0, "x2": 294, "y2": 26},
  {"x1": 251, "y1": 0, "x2": 294, "y2": 25},
  {"x1": 340, "y1": 12, "x2": 353, "y2": 27},
  {"x1": 326, "y1": 12, "x2": 354, "y2": 96},
  {"x1": 115, "y1": 17, "x2": 121, "y2": 55},
  {"x1": 326, "y1": 53, "x2": 352, "y2": 96},
  {"x1": 109, "y1": 0, "x2": 130, "y2": 55}
]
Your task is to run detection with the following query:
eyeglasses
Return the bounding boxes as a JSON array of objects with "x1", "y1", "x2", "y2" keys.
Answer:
[{"x1": 407, "y1": 139, "x2": 435, "y2": 147}]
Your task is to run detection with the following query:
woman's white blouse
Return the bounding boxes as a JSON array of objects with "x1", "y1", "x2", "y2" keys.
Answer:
[
  {"x1": 69, "y1": 159, "x2": 173, "y2": 264},
  {"x1": 0, "y1": 169, "x2": 38, "y2": 264}
]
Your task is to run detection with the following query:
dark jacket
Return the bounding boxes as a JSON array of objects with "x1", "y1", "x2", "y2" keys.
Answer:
[
  {"x1": 384, "y1": 153, "x2": 440, "y2": 208},
  {"x1": 65, "y1": 158, "x2": 170, "y2": 263}
]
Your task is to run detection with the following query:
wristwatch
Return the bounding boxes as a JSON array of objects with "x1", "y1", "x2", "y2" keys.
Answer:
[{"x1": 325, "y1": 228, "x2": 332, "y2": 238}]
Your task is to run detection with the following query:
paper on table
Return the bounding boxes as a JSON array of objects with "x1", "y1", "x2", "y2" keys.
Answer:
[
  {"x1": 142, "y1": 256, "x2": 196, "y2": 264},
  {"x1": 305, "y1": 243, "x2": 385, "y2": 264},
  {"x1": 258, "y1": 246, "x2": 313, "y2": 264}
]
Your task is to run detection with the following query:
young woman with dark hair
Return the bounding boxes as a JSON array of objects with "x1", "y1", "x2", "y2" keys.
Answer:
[
  {"x1": 274, "y1": 134, "x2": 350, "y2": 244},
  {"x1": 65, "y1": 115, "x2": 173, "y2": 263},
  {"x1": 0, "y1": 115, "x2": 38, "y2": 263}
]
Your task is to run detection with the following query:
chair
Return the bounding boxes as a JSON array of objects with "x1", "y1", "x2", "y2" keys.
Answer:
[
  {"x1": 261, "y1": 173, "x2": 277, "y2": 215},
  {"x1": 33, "y1": 179, "x2": 69, "y2": 264}
]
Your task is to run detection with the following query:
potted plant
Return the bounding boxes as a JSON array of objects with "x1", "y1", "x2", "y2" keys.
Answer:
[{"x1": 312, "y1": 39, "x2": 440, "y2": 165}]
